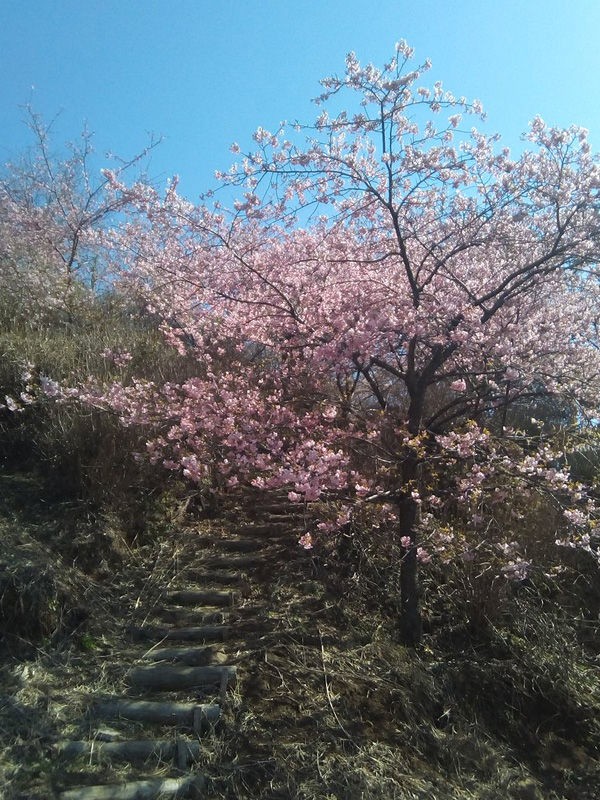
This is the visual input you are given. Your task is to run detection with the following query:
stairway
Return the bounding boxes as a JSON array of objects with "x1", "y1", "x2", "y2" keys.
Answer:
[{"x1": 54, "y1": 494, "x2": 306, "y2": 799}]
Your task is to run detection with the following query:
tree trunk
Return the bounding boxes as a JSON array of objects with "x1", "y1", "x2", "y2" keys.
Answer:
[
  {"x1": 398, "y1": 491, "x2": 422, "y2": 645},
  {"x1": 397, "y1": 384, "x2": 425, "y2": 645}
]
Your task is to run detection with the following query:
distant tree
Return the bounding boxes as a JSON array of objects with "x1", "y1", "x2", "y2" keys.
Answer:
[
  {"x1": 87, "y1": 43, "x2": 600, "y2": 643},
  {"x1": 0, "y1": 107, "x2": 158, "y2": 327}
]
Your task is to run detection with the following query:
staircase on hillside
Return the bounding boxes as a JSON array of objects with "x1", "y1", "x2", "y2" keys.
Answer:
[{"x1": 54, "y1": 494, "x2": 307, "y2": 800}]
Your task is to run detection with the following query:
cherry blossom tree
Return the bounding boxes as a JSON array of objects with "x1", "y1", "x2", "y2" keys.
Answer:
[
  {"x1": 0, "y1": 108, "x2": 158, "y2": 327},
  {"x1": 87, "y1": 43, "x2": 599, "y2": 643}
]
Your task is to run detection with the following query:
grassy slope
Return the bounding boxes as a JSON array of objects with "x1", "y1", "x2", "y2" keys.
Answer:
[{"x1": 1, "y1": 471, "x2": 599, "y2": 800}]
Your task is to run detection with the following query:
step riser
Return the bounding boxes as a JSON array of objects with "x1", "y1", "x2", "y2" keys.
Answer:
[
  {"x1": 165, "y1": 591, "x2": 235, "y2": 607},
  {"x1": 59, "y1": 776, "x2": 206, "y2": 800},
  {"x1": 59, "y1": 501, "x2": 297, "y2": 799},
  {"x1": 219, "y1": 540, "x2": 267, "y2": 553},
  {"x1": 130, "y1": 625, "x2": 230, "y2": 643},
  {"x1": 127, "y1": 665, "x2": 236, "y2": 691},
  {"x1": 142, "y1": 646, "x2": 228, "y2": 666},
  {"x1": 202, "y1": 556, "x2": 262, "y2": 570},
  {"x1": 93, "y1": 700, "x2": 220, "y2": 729},
  {"x1": 182, "y1": 570, "x2": 247, "y2": 585},
  {"x1": 236, "y1": 523, "x2": 290, "y2": 535},
  {"x1": 153, "y1": 608, "x2": 225, "y2": 625},
  {"x1": 58, "y1": 739, "x2": 201, "y2": 765}
]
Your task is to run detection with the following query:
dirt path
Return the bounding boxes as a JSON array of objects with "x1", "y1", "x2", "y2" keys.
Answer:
[{"x1": 54, "y1": 496, "x2": 306, "y2": 799}]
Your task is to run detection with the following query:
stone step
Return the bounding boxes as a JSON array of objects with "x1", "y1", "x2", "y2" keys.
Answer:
[
  {"x1": 57, "y1": 737, "x2": 201, "y2": 766},
  {"x1": 59, "y1": 775, "x2": 206, "y2": 800},
  {"x1": 127, "y1": 663, "x2": 237, "y2": 691},
  {"x1": 164, "y1": 589, "x2": 235, "y2": 607},
  {"x1": 129, "y1": 624, "x2": 230, "y2": 643},
  {"x1": 93, "y1": 698, "x2": 220, "y2": 730}
]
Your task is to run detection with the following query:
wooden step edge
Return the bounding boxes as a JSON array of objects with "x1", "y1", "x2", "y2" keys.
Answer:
[
  {"x1": 164, "y1": 590, "x2": 236, "y2": 607},
  {"x1": 142, "y1": 605, "x2": 265, "y2": 632},
  {"x1": 56, "y1": 738, "x2": 201, "y2": 765},
  {"x1": 140, "y1": 645, "x2": 229, "y2": 666},
  {"x1": 218, "y1": 539, "x2": 286, "y2": 553},
  {"x1": 92, "y1": 698, "x2": 220, "y2": 730},
  {"x1": 199, "y1": 556, "x2": 262, "y2": 570},
  {"x1": 128, "y1": 624, "x2": 230, "y2": 643},
  {"x1": 181, "y1": 569, "x2": 250, "y2": 585},
  {"x1": 127, "y1": 664, "x2": 237, "y2": 691},
  {"x1": 151, "y1": 607, "x2": 226, "y2": 625},
  {"x1": 59, "y1": 775, "x2": 206, "y2": 800},
  {"x1": 236, "y1": 521, "x2": 290, "y2": 531},
  {"x1": 262, "y1": 511, "x2": 307, "y2": 520}
]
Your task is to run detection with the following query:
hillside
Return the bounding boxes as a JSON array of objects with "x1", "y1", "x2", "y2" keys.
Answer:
[{"x1": 1, "y1": 470, "x2": 599, "y2": 800}]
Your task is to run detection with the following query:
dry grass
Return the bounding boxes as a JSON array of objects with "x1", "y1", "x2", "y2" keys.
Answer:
[
  {"x1": 1, "y1": 478, "x2": 600, "y2": 799},
  {"x1": 212, "y1": 502, "x2": 600, "y2": 800},
  {"x1": 0, "y1": 472, "x2": 212, "y2": 799}
]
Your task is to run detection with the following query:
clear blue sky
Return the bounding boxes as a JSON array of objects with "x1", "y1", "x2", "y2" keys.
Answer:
[{"x1": 1, "y1": 0, "x2": 599, "y2": 200}]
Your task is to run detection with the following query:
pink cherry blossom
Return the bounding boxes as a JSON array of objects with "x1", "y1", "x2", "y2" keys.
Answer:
[
  {"x1": 298, "y1": 533, "x2": 314, "y2": 550},
  {"x1": 47, "y1": 43, "x2": 600, "y2": 644}
]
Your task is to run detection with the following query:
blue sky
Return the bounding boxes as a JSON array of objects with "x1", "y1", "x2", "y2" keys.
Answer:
[{"x1": 1, "y1": 1, "x2": 599, "y2": 200}]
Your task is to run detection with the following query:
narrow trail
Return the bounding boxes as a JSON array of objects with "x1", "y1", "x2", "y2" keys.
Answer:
[{"x1": 55, "y1": 494, "x2": 308, "y2": 800}]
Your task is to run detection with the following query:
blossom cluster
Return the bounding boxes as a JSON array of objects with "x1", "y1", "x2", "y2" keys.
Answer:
[{"x1": 31, "y1": 43, "x2": 600, "y2": 582}]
